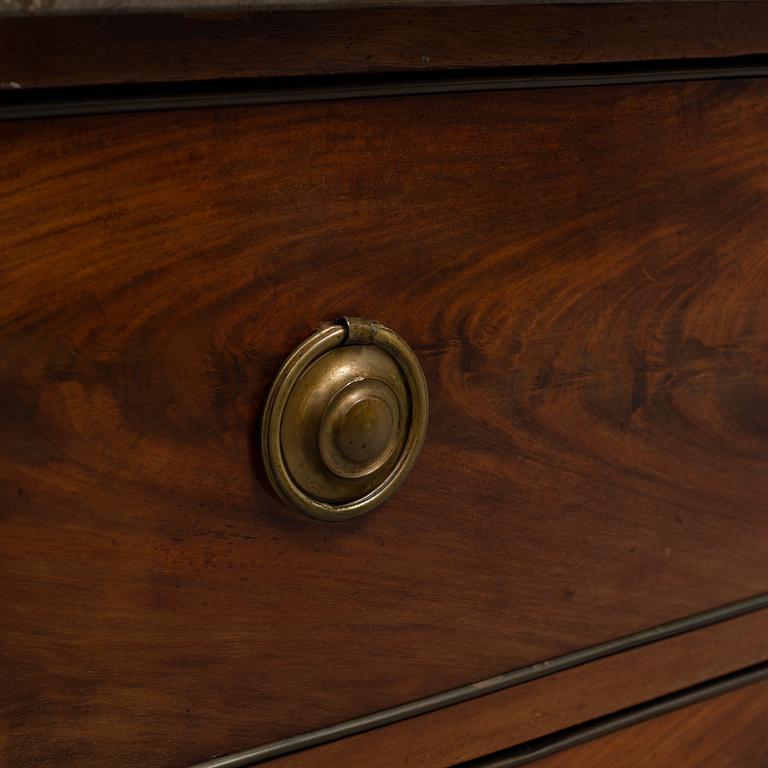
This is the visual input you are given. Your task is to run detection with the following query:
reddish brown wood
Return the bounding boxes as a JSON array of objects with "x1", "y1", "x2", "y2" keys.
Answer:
[
  {"x1": 528, "y1": 676, "x2": 768, "y2": 768},
  {"x1": 3, "y1": 2, "x2": 768, "y2": 89},
  {"x1": 263, "y1": 610, "x2": 768, "y2": 768},
  {"x1": 2, "y1": 78, "x2": 768, "y2": 766}
]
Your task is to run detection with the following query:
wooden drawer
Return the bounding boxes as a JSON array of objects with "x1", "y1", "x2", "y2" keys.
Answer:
[
  {"x1": 481, "y1": 670, "x2": 768, "y2": 768},
  {"x1": 2, "y1": 77, "x2": 768, "y2": 766}
]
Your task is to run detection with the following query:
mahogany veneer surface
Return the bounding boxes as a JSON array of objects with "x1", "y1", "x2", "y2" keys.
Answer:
[{"x1": 2, "y1": 79, "x2": 768, "y2": 766}]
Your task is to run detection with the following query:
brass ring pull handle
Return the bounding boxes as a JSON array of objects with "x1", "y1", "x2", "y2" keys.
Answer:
[{"x1": 261, "y1": 318, "x2": 428, "y2": 521}]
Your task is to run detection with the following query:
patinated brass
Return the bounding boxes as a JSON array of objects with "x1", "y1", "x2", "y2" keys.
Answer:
[{"x1": 261, "y1": 318, "x2": 428, "y2": 520}]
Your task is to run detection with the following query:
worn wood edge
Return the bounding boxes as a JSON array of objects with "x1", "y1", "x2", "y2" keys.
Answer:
[
  {"x1": 3, "y1": 56, "x2": 768, "y2": 121},
  {"x1": 185, "y1": 593, "x2": 768, "y2": 768},
  {"x1": 0, "y1": 0, "x2": 749, "y2": 19},
  {"x1": 460, "y1": 663, "x2": 768, "y2": 767},
  {"x1": 5, "y1": 3, "x2": 768, "y2": 89}
]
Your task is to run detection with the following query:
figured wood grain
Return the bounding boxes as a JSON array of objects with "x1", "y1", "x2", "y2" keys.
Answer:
[
  {"x1": 4, "y1": 2, "x2": 768, "y2": 88},
  {"x1": 258, "y1": 610, "x2": 768, "y2": 768},
  {"x1": 2, "y1": 78, "x2": 768, "y2": 766},
  {"x1": 523, "y1": 676, "x2": 768, "y2": 768}
]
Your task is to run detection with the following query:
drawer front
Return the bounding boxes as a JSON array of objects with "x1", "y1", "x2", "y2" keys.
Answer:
[
  {"x1": 516, "y1": 673, "x2": 768, "y2": 768},
  {"x1": 2, "y1": 78, "x2": 768, "y2": 766}
]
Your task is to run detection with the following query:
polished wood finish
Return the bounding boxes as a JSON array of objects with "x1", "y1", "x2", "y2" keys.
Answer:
[
  {"x1": 3, "y1": 2, "x2": 768, "y2": 89},
  {"x1": 2, "y1": 78, "x2": 768, "y2": 766},
  {"x1": 264, "y1": 610, "x2": 768, "y2": 768},
  {"x1": 526, "y1": 676, "x2": 768, "y2": 768}
]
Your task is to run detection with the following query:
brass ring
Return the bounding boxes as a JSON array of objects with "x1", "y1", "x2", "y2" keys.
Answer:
[{"x1": 260, "y1": 318, "x2": 428, "y2": 521}]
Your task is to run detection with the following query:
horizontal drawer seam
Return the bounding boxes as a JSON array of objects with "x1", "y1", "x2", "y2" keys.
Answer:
[{"x1": 4, "y1": 55, "x2": 768, "y2": 121}]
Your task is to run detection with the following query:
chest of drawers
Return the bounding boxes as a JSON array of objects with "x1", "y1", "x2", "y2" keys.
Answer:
[{"x1": 2, "y1": 4, "x2": 768, "y2": 766}]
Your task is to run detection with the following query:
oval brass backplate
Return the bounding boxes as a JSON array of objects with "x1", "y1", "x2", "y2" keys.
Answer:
[{"x1": 261, "y1": 317, "x2": 428, "y2": 521}]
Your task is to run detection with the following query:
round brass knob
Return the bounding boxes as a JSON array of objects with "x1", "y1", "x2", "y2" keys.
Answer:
[
  {"x1": 319, "y1": 378, "x2": 401, "y2": 479},
  {"x1": 261, "y1": 318, "x2": 428, "y2": 521}
]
